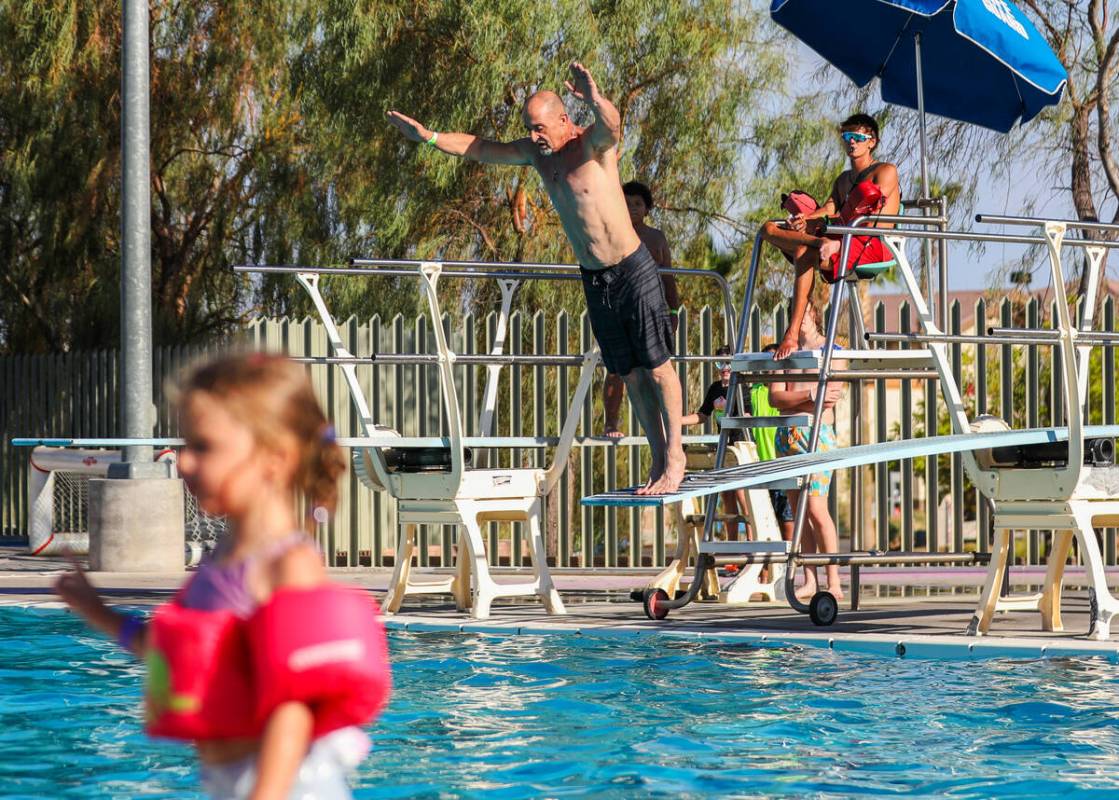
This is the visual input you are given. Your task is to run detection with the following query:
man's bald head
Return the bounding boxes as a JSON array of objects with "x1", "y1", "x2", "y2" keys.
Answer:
[
  {"x1": 524, "y1": 91, "x2": 565, "y2": 118},
  {"x1": 522, "y1": 91, "x2": 575, "y2": 156}
]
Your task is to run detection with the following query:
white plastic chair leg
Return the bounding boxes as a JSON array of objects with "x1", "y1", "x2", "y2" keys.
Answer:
[
  {"x1": 968, "y1": 528, "x2": 1011, "y2": 636},
  {"x1": 1073, "y1": 506, "x2": 1119, "y2": 641},
  {"x1": 525, "y1": 501, "x2": 565, "y2": 615},
  {"x1": 382, "y1": 525, "x2": 417, "y2": 615},
  {"x1": 458, "y1": 514, "x2": 498, "y2": 621}
]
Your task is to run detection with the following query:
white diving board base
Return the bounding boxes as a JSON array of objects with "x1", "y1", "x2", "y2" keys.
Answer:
[{"x1": 581, "y1": 425, "x2": 1119, "y2": 508}]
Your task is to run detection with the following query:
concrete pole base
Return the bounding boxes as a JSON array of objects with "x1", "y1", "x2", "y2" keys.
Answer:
[{"x1": 89, "y1": 478, "x2": 185, "y2": 573}]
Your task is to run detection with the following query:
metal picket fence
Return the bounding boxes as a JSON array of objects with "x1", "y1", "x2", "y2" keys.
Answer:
[{"x1": 2, "y1": 294, "x2": 1118, "y2": 568}]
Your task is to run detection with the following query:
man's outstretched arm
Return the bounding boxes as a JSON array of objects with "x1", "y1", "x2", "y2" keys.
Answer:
[
  {"x1": 386, "y1": 111, "x2": 532, "y2": 165},
  {"x1": 564, "y1": 61, "x2": 621, "y2": 152}
]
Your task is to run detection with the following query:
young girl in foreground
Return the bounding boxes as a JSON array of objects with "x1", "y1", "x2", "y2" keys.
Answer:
[{"x1": 55, "y1": 354, "x2": 391, "y2": 800}]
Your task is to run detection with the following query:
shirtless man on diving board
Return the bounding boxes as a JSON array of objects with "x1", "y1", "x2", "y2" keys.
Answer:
[{"x1": 387, "y1": 61, "x2": 685, "y2": 494}]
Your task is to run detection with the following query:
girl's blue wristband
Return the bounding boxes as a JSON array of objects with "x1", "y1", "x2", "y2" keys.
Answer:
[{"x1": 117, "y1": 614, "x2": 145, "y2": 650}]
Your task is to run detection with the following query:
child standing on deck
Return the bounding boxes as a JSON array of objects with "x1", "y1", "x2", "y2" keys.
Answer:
[
  {"x1": 681, "y1": 345, "x2": 750, "y2": 534},
  {"x1": 54, "y1": 354, "x2": 391, "y2": 800},
  {"x1": 768, "y1": 302, "x2": 846, "y2": 601}
]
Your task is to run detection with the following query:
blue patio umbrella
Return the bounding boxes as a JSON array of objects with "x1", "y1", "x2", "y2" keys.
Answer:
[
  {"x1": 770, "y1": 0, "x2": 1067, "y2": 194},
  {"x1": 770, "y1": 0, "x2": 1067, "y2": 323}
]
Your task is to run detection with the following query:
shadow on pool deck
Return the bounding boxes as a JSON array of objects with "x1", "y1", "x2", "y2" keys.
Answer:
[{"x1": 3, "y1": 544, "x2": 1117, "y2": 660}]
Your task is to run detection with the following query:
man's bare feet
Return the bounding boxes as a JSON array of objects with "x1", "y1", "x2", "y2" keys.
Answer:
[
  {"x1": 643, "y1": 448, "x2": 686, "y2": 495},
  {"x1": 774, "y1": 331, "x2": 799, "y2": 361},
  {"x1": 635, "y1": 470, "x2": 660, "y2": 495},
  {"x1": 635, "y1": 454, "x2": 666, "y2": 495}
]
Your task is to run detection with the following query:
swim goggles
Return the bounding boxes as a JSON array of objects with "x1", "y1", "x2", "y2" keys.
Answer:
[
  {"x1": 715, "y1": 361, "x2": 731, "y2": 370},
  {"x1": 841, "y1": 131, "x2": 873, "y2": 143}
]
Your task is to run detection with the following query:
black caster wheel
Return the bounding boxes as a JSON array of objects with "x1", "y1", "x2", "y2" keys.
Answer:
[
  {"x1": 643, "y1": 588, "x2": 671, "y2": 621},
  {"x1": 809, "y1": 591, "x2": 838, "y2": 626}
]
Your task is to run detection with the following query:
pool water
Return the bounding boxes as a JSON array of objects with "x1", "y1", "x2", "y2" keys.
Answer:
[{"x1": 2, "y1": 607, "x2": 1119, "y2": 798}]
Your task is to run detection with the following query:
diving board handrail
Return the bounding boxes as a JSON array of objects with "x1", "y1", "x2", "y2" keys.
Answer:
[
  {"x1": 418, "y1": 262, "x2": 467, "y2": 489},
  {"x1": 293, "y1": 272, "x2": 376, "y2": 434},
  {"x1": 479, "y1": 279, "x2": 519, "y2": 439},
  {"x1": 544, "y1": 347, "x2": 599, "y2": 496},
  {"x1": 976, "y1": 213, "x2": 1119, "y2": 234},
  {"x1": 827, "y1": 217, "x2": 1109, "y2": 498},
  {"x1": 1038, "y1": 223, "x2": 1083, "y2": 491},
  {"x1": 349, "y1": 257, "x2": 736, "y2": 331},
  {"x1": 294, "y1": 271, "x2": 396, "y2": 491}
]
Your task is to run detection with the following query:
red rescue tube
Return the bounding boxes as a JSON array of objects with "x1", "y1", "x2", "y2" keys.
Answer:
[
  {"x1": 837, "y1": 179, "x2": 885, "y2": 225},
  {"x1": 821, "y1": 180, "x2": 889, "y2": 283},
  {"x1": 247, "y1": 585, "x2": 391, "y2": 738},
  {"x1": 145, "y1": 600, "x2": 258, "y2": 740}
]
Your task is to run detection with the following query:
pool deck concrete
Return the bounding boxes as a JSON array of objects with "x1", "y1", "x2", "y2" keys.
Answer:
[{"x1": 3, "y1": 545, "x2": 1118, "y2": 661}]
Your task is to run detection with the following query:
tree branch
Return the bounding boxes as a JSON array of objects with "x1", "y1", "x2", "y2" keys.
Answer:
[
  {"x1": 443, "y1": 207, "x2": 498, "y2": 254},
  {"x1": 1094, "y1": 22, "x2": 1119, "y2": 200},
  {"x1": 1020, "y1": 0, "x2": 1066, "y2": 49},
  {"x1": 0, "y1": 270, "x2": 58, "y2": 350},
  {"x1": 659, "y1": 204, "x2": 755, "y2": 236}
]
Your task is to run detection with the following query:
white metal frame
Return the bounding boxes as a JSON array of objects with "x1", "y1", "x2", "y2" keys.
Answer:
[
  {"x1": 644, "y1": 440, "x2": 787, "y2": 604},
  {"x1": 295, "y1": 264, "x2": 599, "y2": 619}
]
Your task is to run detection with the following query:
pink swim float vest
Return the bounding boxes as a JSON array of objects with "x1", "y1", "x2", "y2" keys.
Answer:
[{"x1": 145, "y1": 583, "x2": 391, "y2": 741}]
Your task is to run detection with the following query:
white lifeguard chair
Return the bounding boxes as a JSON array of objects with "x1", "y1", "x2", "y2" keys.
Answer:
[{"x1": 295, "y1": 263, "x2": 598, "y2": 619}]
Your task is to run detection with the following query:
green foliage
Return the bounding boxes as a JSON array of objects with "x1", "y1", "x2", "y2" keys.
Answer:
[
  {"x1": 0, "y1": 0, "x2": 840, "y2": 353},
  {"x1": 0, "y1": 0, "x2": 310, "y2": 352}
]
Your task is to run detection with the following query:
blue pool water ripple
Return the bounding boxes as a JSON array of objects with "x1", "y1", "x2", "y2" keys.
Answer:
[{"x1": 3, "y1": 608, "x2": 1119, "y2": 797}]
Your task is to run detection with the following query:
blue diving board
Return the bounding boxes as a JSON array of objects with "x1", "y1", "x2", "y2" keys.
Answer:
[
  {"x1": 335, "y1": 434, "x2": 723, "y2": 448},
  {"x1": 12, "y1": 434, "x2": 724, "y2": 449},
  {"x1": 581, "y1": 425, "x2": 1119, "y2": 507}
]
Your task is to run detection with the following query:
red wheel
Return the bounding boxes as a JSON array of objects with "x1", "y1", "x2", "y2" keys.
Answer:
[{"x1": 643, "y1": 588, "x2": 671, "y2": 621}]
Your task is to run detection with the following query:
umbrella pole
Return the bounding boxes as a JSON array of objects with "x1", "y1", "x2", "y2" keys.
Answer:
[{"x1": 914, "y1": 32, "x2": 943, "y2": 326}]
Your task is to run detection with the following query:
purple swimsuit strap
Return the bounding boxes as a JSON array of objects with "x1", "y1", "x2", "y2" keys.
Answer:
[{"x1": 181, "y1": 531, "x2": 316, "y2": 616}]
